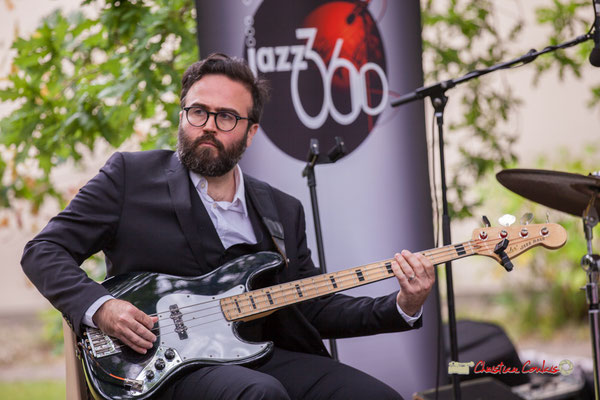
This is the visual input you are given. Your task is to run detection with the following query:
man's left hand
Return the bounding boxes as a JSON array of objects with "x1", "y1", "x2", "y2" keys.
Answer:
[{"x1": 392, "y1": 250, "x2": 435, "y2": 316}]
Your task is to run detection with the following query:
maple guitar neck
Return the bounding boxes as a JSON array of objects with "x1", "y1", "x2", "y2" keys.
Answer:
[
  {"x1": 220, "y1": 240, "x2": 474, "y2": 322},
  {"x1": 220, "y1": 222, "x2": 567, "y2": 322}
]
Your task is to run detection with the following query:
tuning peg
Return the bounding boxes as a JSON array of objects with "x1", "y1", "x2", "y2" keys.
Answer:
[
  {"x1": 482, "y1": 215, "x2": 491, "y2": 227},
  {"x1": 498, "y1": 214, "x2": 516, "y2": 227},
  {"x1": 520, "y1": 212, "x2": 533, "y2": 225}
]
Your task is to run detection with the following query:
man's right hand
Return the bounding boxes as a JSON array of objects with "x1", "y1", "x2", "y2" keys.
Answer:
[{"x1": 92, "y1": 298, "x2": 158, "y2": 354}]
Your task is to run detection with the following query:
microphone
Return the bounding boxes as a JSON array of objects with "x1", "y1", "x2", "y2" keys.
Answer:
[
  {"x1": 346, "y1": 0, "x2": 370, "y2": 25},
  {"x1": 590, "y1": 0, "x2": 600, "y2": 67}
]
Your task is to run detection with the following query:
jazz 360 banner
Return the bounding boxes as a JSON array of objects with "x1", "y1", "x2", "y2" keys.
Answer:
[{"x1": 195, "y1": 1, "x2": 438, "y2": 397}]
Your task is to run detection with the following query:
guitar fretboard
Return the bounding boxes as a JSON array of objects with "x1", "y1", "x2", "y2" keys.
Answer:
[{"x1": 220, "y1": 240, "x2": 477, "y2": 321}]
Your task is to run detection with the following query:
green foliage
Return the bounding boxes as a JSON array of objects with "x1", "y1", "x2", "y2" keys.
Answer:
[
  {"x1": 0, "y1": 0, "x2": 197, "y2": 210},
  {"x1": 534, "y1": 0, "x2": 593, "y2": 80},
  {"x1": 421, "y1": 0, "x2": 522, "y2": 218},
  {"x1": 421, "y1": 0, "x2": 599, "y2": 219},
  {"x1": 482, "y1": 145, "x2": 599, "y2": 337}
]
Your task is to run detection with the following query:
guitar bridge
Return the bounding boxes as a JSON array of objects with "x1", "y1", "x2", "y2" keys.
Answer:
[{"x1": 85, "y1": 327, "x2": 121, "y2": 358}]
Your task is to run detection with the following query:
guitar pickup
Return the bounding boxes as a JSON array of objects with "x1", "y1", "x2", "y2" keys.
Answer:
[{"x1": 169, "y1": 304, "x2": 188, "y2": 340}]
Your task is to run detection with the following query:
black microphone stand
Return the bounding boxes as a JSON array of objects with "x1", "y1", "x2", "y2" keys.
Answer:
[
  {"x1": 391, "y1": 33, "x2": 593, "y2": 400},
  {"x1": 302, "y1": 137, "x2": 346, "y2": 361}
]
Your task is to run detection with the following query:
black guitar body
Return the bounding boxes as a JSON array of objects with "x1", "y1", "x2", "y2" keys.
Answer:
[{"x1": 79, "y1": 251, "x2": 283, "y2": 399}]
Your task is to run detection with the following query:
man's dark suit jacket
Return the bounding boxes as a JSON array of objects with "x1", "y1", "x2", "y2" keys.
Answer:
[{"x1": 21, "y1": 150, "x2": 419, "y2": 356}]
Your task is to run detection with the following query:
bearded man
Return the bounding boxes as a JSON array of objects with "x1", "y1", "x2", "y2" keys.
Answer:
[{"x1": 21, "y1": 53, "x2": 435, "y2": 400}]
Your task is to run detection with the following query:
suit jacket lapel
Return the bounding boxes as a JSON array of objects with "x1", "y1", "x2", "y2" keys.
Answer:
[{"x1": 165, "y1": 153, "x2": 210, "y2": 273}]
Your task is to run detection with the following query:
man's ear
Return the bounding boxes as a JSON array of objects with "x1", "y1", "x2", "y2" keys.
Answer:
[{"x1": 246, "y1": 123, "x2": 259, "y2": 147}]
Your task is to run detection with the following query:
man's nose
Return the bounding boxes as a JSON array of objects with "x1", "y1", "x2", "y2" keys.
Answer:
[{"x1": 203, "y1": 113, "x2": 219, "y2": 132}]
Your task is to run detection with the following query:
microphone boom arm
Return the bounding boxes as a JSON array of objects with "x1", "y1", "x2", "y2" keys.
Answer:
[{"x1": 391, "y1": 33, "x2": 593, "y2": 108}]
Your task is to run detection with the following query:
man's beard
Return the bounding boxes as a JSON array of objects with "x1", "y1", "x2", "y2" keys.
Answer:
[{"x1": 177, "y1": 125, "x2": 248, "y2": 177}]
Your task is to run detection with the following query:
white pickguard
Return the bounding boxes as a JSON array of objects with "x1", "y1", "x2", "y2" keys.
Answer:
[{"x1": 155, "y1": 285, "x2": 268, "y2": 363}]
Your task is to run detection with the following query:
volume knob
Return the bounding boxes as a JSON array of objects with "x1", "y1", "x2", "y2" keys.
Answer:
[
  {"x1": 165, "y1": 348, "x2": 176, "y2": 360},
  {"x1": 155, "y1": 358, "x2": 166, "y2": 370},
  {"x1": 146, "y1": 370, "x2": 155, "y2": 381}
]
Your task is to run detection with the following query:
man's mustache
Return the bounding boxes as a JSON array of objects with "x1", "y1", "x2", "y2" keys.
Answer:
[{"x1": 193, "y1": 135, "x2": 224, "y2": 151}]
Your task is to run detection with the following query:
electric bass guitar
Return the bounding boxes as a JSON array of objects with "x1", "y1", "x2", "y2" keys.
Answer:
[{"x1": 77, "y1": 223, "x2": 567, "y2": 399}]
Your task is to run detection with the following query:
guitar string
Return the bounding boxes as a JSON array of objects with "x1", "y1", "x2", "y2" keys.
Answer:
[
  {"x1": 108, "y1": 249, "x2": 437, "y2": 352},
  {"x1": 95, "y1": 234, "x2": 548, "y2": 353},
  {"x1": 97, "y1": 316, "x2": 231, "y2": 353},
  {"x1": 102, "y1": 259, "x2": 407, "y2": 352},
  {"x1": 217, "y1": 233, "x2": 538, "y2": 318},
  {"x1": 102, "y1": 232, "x2": 548, "y2": 353},
  {"x1": 126, "y1": 233, "x2": 535, "y2": 332},
  {"x1": 127, "y1": 234, "x2": 536, "y2": 334},
  {"x1": 151, "y1": 238, "x2": 480, "y2": 320},
  {"x1": 146, "y1": 231, "x2": 539, "y2": 321},
  {"x1": 217, "y1": 242, "x2": 481, "y2": 318},
  {"x1": 105, "y1": 257, "x2": 411, "y2": 352},
  {"x1": 104, "y1": 238, "x2": 475, "y2": 352},
  {"x1": 101, "y1": 236, "x2": 509, "y2": 352},
  {"x1": 179, "y1": 232, "x2": 541, "y2": 322},
  {"x1": 104, "y1": 247, "x2": 471, "y2": 352}
]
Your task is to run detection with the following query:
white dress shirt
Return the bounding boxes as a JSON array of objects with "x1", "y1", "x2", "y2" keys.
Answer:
[{"x1": 189, "y1": 165, "x2": 257, "y2": 249}]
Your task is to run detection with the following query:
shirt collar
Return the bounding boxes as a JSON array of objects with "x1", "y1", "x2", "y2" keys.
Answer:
[{"x1": 189, "y1": 165, "x2": 249, "y2": 216}]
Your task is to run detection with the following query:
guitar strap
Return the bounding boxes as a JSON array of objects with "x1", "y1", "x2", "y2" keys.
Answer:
[{"x1": 244, "y1": 174, "x2": 288, "y2": 266}]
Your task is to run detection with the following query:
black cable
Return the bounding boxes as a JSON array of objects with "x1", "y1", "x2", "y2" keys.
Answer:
[{"x1": 80, "y1": 342, "x2": 142, "y2": 390}]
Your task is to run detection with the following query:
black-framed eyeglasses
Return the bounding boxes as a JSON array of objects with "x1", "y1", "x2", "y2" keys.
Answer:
[{"x1": 182, "y1": 106, "x2": 253, "y2": 132}]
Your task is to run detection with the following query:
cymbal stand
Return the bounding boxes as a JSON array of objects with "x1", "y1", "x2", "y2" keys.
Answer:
[{"x1": 581, "y1": 190, "x2": 600, "y2": 400}]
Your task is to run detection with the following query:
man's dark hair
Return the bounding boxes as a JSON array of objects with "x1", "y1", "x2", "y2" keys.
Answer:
[{"x1": 180, "y1": 53, "x2": 270, "y2": 123}]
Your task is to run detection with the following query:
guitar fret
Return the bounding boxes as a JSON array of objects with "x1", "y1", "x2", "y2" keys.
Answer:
[
  {"x1": 371, "y1": 266, "x2": 382, "y2": 279},
  {"x1": 223, "y1": 303, "x2": 233, "y2": 319},
  {"x1": 282, "y1": 284, "x2": 293, "y2": 302}
]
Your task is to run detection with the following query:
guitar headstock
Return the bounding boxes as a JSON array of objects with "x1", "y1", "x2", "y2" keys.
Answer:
[{"x1": 471, "y1": 223, "x2": 567, "y2": 264}]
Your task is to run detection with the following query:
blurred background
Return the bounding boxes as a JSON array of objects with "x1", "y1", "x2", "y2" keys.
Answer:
[{"x1": 1, "y1": 0, "x2": 599, "y2": 398}]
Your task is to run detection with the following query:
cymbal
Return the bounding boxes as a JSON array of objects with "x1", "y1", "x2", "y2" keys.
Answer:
[{"x1": 496, "y1": 169, "x2": 600, "y2": 217}]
